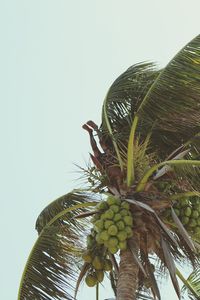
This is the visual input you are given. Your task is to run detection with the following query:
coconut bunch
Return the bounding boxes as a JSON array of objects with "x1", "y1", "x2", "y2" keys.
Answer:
[
  {"x1": 81, "y1": 195, "x2": 133, "y2": 288},
  {"x1": 165, "y1": 196, "x2": 200, "y2": 237},
  {"x1": 82, "y1": 250, "x2": 112, "y2": 287},
  {"x1": 91, "y1": 195, "x2": 133, "y2": 254}
]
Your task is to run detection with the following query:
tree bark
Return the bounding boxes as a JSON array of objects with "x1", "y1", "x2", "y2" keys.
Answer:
[{"x1": 116, "y1": 244, "x2": 139, "y2": 300}]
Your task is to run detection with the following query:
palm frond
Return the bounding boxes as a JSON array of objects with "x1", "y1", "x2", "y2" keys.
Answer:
[
  {"x1": 18, "y1": 191, "x2": 98, "y2": 300},
  {"x1": 101, "y1": 62, "x2": 160, "y2": 151},
  {"x1": 137, "y1": 35, "x2": 200, "y2": 158},
  {"x1": 36, "y1": 190, "x2": 99, "y2": 234},
  {"x1": 177, "y1": 267, "x2": 200, "y2": 300}
]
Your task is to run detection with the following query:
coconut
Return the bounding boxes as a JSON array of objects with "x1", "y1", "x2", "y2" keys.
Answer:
[
  {"x1": 82, "y1": 250, "x2": 93, "y2": 263},
  {"x1": 110, "y1": 205, "x2": 120, "y2": 213},
  {"x1": 194, "y1": 226, "x2": 200, "y2": 234},
  {"x1": 181, "y1": 216, "x2": 190, "y2": 225},
  {"x1": 113, "y1": 213, "x2": 122, "y2": 222},
  {"x1": 118, "y1": 240, "x2": 127, "y2": 250},
  {"x1": 95, "y1": 233, "x2": 104, "y2": 245},
  {"x1": 108, "y1": 237, "x2": 119, "y2": 247},
  {"x1": 94, "y1": 220, "x2": 104, "y2": 231},
  {"x1": 107, "y1": 196, "x2": 118, "y2": 206},
  {"x1": 125, "y1": 226, "x2": 133, "y2": 238},
  {"x1": 92, "y1": 256, "x2": 104, "y2": 270},
  {"x1": 96, "y1": 201, "x2": 108, "y2": 211},
  {"x1": 104, "y1": 220, "x2": 114, "y2": 229},
  {"x1": 116, "y1": 220, "x2": 125, "y2": 230},
  {"x1": 121, "y1": 202, "x2": 130, "y2": 210},
  {"x1": 124, "y1": 216, "x2": 133, "y2": 226},
  {"x1": 108, "y1": 246, "x2": 118, "y2": 254},
  {"x1": 174, "y1": 208, "x2": 180, "y2": 216},
  {"x1": 87, "y1": 235, "x2": 94, "y2": 248},
  {"x1": 117, "y1": 230, "x2": 127, "y2": 241},
  {"x1": 100, "y1": 230, "x2": 109, "y2": 241},
  {"x1": 108, "y1": 225, "x2": 118, "y2": 236},
  {"x1": 120, "y1": 209, "x2": 129, "y2": 217},
  {"x1": 184, "y1": 207, "x2": 192, "y2": 217},
  {"x1": 180, "y1": 198, "x2": 189, "y2": 207},
  {"x1": 104, "y1": 209, "x2": 115, "y2": 220},
  {"x1": 95, "y1": 270, "x2": 104, "y2": 282},
  {"x1": 103, "y1": 259, "x2": 112, "y2": 271},
  {"x1": 192, "y1": 210, "x2": 199, "y2": 219},
  {"x1": 188, "y1": 219, "x2": 197, "y2": 228},
  {"x1": 85, "y1": 273, "x2": 97, "y2": 287}
]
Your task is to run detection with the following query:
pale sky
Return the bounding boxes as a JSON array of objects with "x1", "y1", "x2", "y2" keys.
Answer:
[{"x1": 1, "y1": 0, "x2": 200, "y2": 299}]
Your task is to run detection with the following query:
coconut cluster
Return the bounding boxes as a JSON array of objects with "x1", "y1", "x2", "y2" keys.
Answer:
[
  {"x1": 83, "y1": 251, "x2": 112, "y2": 287},
  {"x1": 91, "y1": 196, "x2": 133, "y2": 254},
  {"x1": 82, "y1": 195, "x2": 133, "y2": 287},
  {"x1": 169, "y1": 197, "x2": 200, "y2": 235}
]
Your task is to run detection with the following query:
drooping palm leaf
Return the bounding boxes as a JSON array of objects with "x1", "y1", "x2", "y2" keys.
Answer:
[
  {"x1": 36, "y1": 190, "x2": 99, "y2": 234},
  {"x1": 178, "y1": 266, "x2": 200, "y2": 300},
  {"x1": 136, "y1": 35, "x2": 200, "y2": 158},
  {"x1": 18, "y1": 191, "x2": 98, "y2": 300},
  {"x1": 101, "y1": 62, "x2": 161, "y2": 158}
]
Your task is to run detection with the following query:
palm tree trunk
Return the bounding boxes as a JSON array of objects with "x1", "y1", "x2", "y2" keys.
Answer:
[{"x1": 116, "y1": 243, "x2": 139, "y2": 300}]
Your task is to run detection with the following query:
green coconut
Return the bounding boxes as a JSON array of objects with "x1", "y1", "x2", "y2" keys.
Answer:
[
  {"x1": 104, "y1": 220, "x2": 114, "y2": 229},
  {"x1": 103, "y1": 259, "x2": 112, "y2": 271},
  {"x1": 184, "y1": 207, "x2": 192, "y2": 217},
  {"x1": 87, "y1": 235, "x2": 94, "y2": 248},
  {"x1": 94, "y1": 220, "x2": 104, "y2": 231},
  {"x1": 82, "y1": 250, "x2": 93, "y2": 263},
  {"x1": 108, "y1": 237, "x2": 119, "y2": 247},
  {"x1": 124, "y1": 216, "x2": 133, "y2": 226},
  {"x1": 100, "y1": 230, "x2": 109, "y2": 241},
  {"x1": 117, "y1": 230, "x2": 127, "y2": 241},
  {"x1": 107, "y1": 196, "x2": 118, "y2": 206},
  {"x1": 92, "y1": 256, "x2": 104, "y2": 270},
  {"x1": 180, "y1": 198, "x2": 189, "y2": 207},
  {"x1": 113, "y1": 213, "x2": 122, "y2": 222},
  {"x1": 90, "y1": 214, "x2": 100, "y2": 224},
  {"x1": 181, "y1": 216, "x2": 190, "y2": 225},
  {"x1": 194, "y1": 226, "x2": 200, "y2": 234},
  {"x1": 118, "y1": 240, "x2": 127, "y2": 250},
  {"x1": 104, "y1": 209, "x2": 115, "y2": 220},
  {"x1": 110, "y1": 205, "x2": 120, "y2": 213},
  {"x1": 96, "y1": 201, "x2": 108, "y2": 211},
  {"x1": 120, "y1": 209, "x2": 129, "y2": 217},
  {"x1": 85, "y1": 274, "x2": 97, "y2": 287},
  {"x1": 108, "y1": 225, "x2": 118, "y2": 236},
  {"x1": 125, "y1": 226, "x2": 133, "y2": 238},
  {"x1": 108, "y1": 246, "x2": 118, "y2": 254},
  {"x1": 121, "y1": 202, "x2": 130, "y2": 210},
  {"x1": 188, "y1": 219, "x2": 197, "y2": 228},
  {"x1": 116, "y1": 220, "x2": 125, "y2": 230},
  {"x1": 192, "y1": 210, "x2": 199, "y2": 219},
  {"x1": 95, "y1": 233, "x2": 104, "y2": 245},
  {"x1": 95, "y1": 270, "x2": 104, "y2": 282}
]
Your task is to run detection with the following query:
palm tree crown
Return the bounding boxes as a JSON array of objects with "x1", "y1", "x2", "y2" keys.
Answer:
[{"x1": 18, "y1": 35, "x2": 200, "y2": 300}]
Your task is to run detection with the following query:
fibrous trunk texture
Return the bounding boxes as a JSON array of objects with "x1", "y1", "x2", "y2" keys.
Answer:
[{"x1": 116, "y1": 247, "x2": 139, "y2": 300}]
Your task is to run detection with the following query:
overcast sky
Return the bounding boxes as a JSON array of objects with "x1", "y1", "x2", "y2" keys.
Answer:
[{"x1": 1, "y1": 1, "x2": 200, "y2": 299}]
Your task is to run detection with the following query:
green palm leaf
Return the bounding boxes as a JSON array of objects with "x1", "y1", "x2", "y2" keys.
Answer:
[
  {"x1": 177, "y1": 267, "x2": 200, "y2": 300},
  {"x1": 101, "y1": 62, "x2": 160, "y2": 154},
  {"x1": 18, "y1": 191, "x2": 98, "y2": 300},
  {"x1": 36, "y1": 190, "x2": 99, "y2": 234},
  {"x1": 137, "y1": 35, "x2": 200, "y2": 158}
]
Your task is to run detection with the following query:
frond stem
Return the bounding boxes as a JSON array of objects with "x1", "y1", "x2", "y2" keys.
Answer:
[
  {"x1": 136, "y1": 160, "x2": 200, "y2": 192},
  {"x1": 176, "y1": 268, "x2": 200, "y2": 299},
  {"x1": 127, "y1": 114, "x2": 139, "y2": 187},
  {"x1": 103, "y1": 96, "x2": 124, "y2": 172}
]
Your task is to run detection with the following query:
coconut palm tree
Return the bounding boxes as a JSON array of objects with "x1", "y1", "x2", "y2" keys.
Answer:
[{"x1": 18, "y1": 35, "x2": 200, "y2": 300}]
